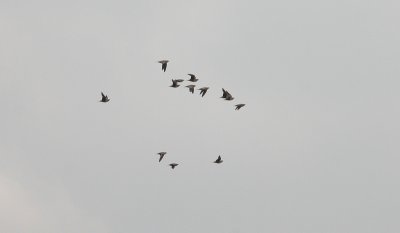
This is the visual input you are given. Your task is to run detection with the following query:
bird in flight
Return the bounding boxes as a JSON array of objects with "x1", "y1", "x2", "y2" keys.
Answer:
[
  {"x1": 170, "y1": 79, "x2": 180, "y2": 88},
  {"x1": 187, "y1": 74, "x2": 198, "y2": 82},
  {"x1": 221, "y1": 89, "x2": 234, "y2": 100},
  {"x1": 225, "y1": 94, "x2": 234, "y2": 101},
  {"x1": 158, "y1": 60, "x2": 169, "y2": 72},
  {"x1": 235, "y1": 104, "x2": 245, "y2": 110},
  {"x1": 158, "y1": 152, "x2": 167, "y2": 162},
  {"x1": 221, "y1": 88, "x2": 228, "y2": 99},
  {"x1": 175, "y1": 79, "x2": 184, "y2": 83},
  {"x1": 198, "y1": 87, "x2": 209, "y2": 97},
  {"x1": 169, "y1": 163, "x2": 179, "y2": 169},
  {"x1": 214, "y1": 155, "x2": 223, "y2": 164},
  {"x1": 186, "y1": 85, "x2": 195, "y2": 94},
  {"x1": 100, "y1": 92, "x2": 110, "y2": 103}
]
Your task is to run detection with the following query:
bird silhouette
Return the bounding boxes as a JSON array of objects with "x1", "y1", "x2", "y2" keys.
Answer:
[
  {"x1": 175, "y1": 79, "x2": 184, "y2": 83},
  {"x1": 187, "y1": 74, "x2": 198, "y2": 82},
  {"x1": 235, "y1": 104, "x2": 245, "y2": 110},
  {"x1": 198, "y1": 87, "x2": 209, "y2": 97},
  {"x1": 100, "y1": 92, "x2": 110, "y2": 102},
  {"x1": 158, "y1": 60, "x2": 169, "y2": 72},
  {"x1": 221, "y1": 89, "x2": 234, "y2": 100},
  {"x1": 214, "y1": 155, "x2": 223, "y2": 164},
  {"x1": 158, "y1": 152, "x2": 167, "y2": 162},
  {"x1": 170, "y1": 79, "x2": 180, "y2": 88},
  {"x1": 221, "y1": 88, "x2": 228, "y2": 99},
  {"x1": 169, "y1": 163, "x2": 179, "y2": 169},
  {"x1": 186, "y1": 85, "x2": 195, "y2": 94}
]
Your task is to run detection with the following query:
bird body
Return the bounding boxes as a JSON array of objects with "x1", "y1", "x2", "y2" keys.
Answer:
[
  {"x1": 198, "y1": 87, "x2": 209, "y2": 97},
  {"x1": 187, "y1": 74, "x2": 198, "y2": 82},
  {"x1": 186, "y1": 85, "x2": 195, "y2": 94},
  {"x1": 221, "y1": 88, "x2": 234, "y2": 100},
  {"x1": 100, "y1": 92, "x2": 110, "y2": 102},
  {"x1": 214, "y1": 155, "x2": 223, "y2": 164},
  {"x1": 225, "y1": 94, "x2": 234, "y2": 100},
  {"x1": 169, "y1": 163, "x2": 179, "y2": 169},
  {"x1": 158, "y1": 152, "x2": 167, "y2": 162},
  {"x1": 221, "y1": 88, "x2": 228, "y2": 99},
  {"x1": 170, "y1": 79, "x2": 180, "y2": 88},
  {"x1": 158, "y1": 60, "x2": 169, "y2": 72},
  {"x1": 235, "y1": 104, "x2": 245, "y2": 110}
]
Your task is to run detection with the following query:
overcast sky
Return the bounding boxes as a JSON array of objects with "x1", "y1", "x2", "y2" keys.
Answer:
[{"x1": 1, "y1": 0, "x2": 399, "y2": 232}]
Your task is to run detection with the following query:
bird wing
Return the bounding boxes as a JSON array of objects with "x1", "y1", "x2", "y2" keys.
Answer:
[{"x1": 221, "y1": 89, "x2": 227, "y2": 98}]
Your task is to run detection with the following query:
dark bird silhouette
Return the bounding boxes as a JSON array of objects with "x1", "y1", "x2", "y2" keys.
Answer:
[
  {"x1": 186, "y1": 85, "x2": 195, "y2": 94},
  {"x1": 158, "y1": 152, "x2": 167, "y2": 162},
  {"x1": 100, "y1": 92, "x2": 110, "y2": 102},
  {"x1": 225, "y1": 95, "x2": 234, "y2": 100},
  {"x1": 175, "y1": 79, "x2": 184, "y2": 83},
  {"x1": 169, "y1": 163, "x2": 179, "y2": 169},
  {"x1": 198, "y1": 87, "x2": 209, "y2": 97},
  {"x1": 235, "y1": 104, "x2": 245, "y2": 110},
  {"x1": 187, "y1": 74, "x2": 198, "y2": 82},
  {"x1": 170, "y1": 79, "x2": 180, "y2": 88},
  {"x1": 221, "y1": 89, "x2": 234, "y2": 100},
  {"x1": 158, "y1": 60, "x2": 169, "y2": 72},
  {"x1": 221, "y1": 88, "x2": 228, "y2": 99},
  {"x1": 214, "y1": 155, "x2": 223, "y2": 164}
]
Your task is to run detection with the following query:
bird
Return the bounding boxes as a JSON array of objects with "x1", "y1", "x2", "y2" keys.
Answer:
[
  {"x1": 224, "y1": 91, "x2": 234, "y2": 101},
  {"x1": 186, "y1": 85, "x2": 195, "y2": 94},
  {"x1": 221, "y1": 89, "x2": 234, "y2": 100},
  {"x1": 198, "y1": 87, "x2": 209, "y2": 97},
  {"x1": 169, "y1": 163, "x2": 179, "y2": 169},
  {"x1": 175, "y1": 79, "x2": 184, "y2": 83},
  {"x1": 100, "y1": 92, "x2": 110, "y2": 102},
  {"x1": 214, "y1": 155, "x2": 223, "y2": 164},
  {"x1": 235, "y1": 104, "x2": 245, "y2": 110},
  {"x1": 187, "y1": 74, "x2": 198, "y2": 82},
  {"x1": 158, "y1": 152, "x2": 167, "y2": 162},
  {"x1": 170, "y1": 79, "x2": 180, "y2": 88},
  {"x1": 158, "y1": 60, "x2": 169, "y2": 72}
]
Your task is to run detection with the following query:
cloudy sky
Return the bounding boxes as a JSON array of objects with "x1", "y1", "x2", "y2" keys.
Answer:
[{"x1": 1, "y1": 0, "x2": 399, "y2": 232}]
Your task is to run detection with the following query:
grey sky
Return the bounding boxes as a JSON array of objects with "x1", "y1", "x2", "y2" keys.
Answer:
[{"x1": 1, "y1": 0, "x2": 399, "y2": 232}]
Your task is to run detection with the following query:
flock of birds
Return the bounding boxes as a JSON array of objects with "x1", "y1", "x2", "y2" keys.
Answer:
[{"x1": 99, "y1": 59, "x2": 245, "y2": 170}]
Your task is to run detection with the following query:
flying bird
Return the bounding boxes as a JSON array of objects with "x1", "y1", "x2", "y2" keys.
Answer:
[
  {"x1": 214, "y1": 155, "x2": 223, "y2": 164},
  {"x1": 186, "y1": 85, "x2": 195, "y2": 94},
  {"x1": 198, "y1": 87, "x2": 209, "y2": 97},
  {"x1": 158, "y1": 152, "x2": 167, "y2": 162},
  {"x1": 170, "y1": 79, "x2": 180, "y2": 88},
  {"x1": 169, "y1": 163, "x2": 179, "y2": 169},
  {"x1": 221, "y1": 88, "x2": 234, "y2": 100},
  {"x1": 187, "y1": 74, "x2": 198, "y2": 82},
  {"x1": 100, "y1": 92, "x2": 110, "y2": 102},
  {"x1": 235, "y1": 104, "x2": 245, "y2": 110},
  {"x1": 221, "y1": 88, "x2": 228, "y2": 99},
  {"x1": 175, "y1": 79, "x2": 184, "y2": 82},
  {"x1": 224, "y1": 91, "x2": 234, "y2": 101},
  {"x1": 158, "y1": 60, "x2": 169, "y2": 72}
]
